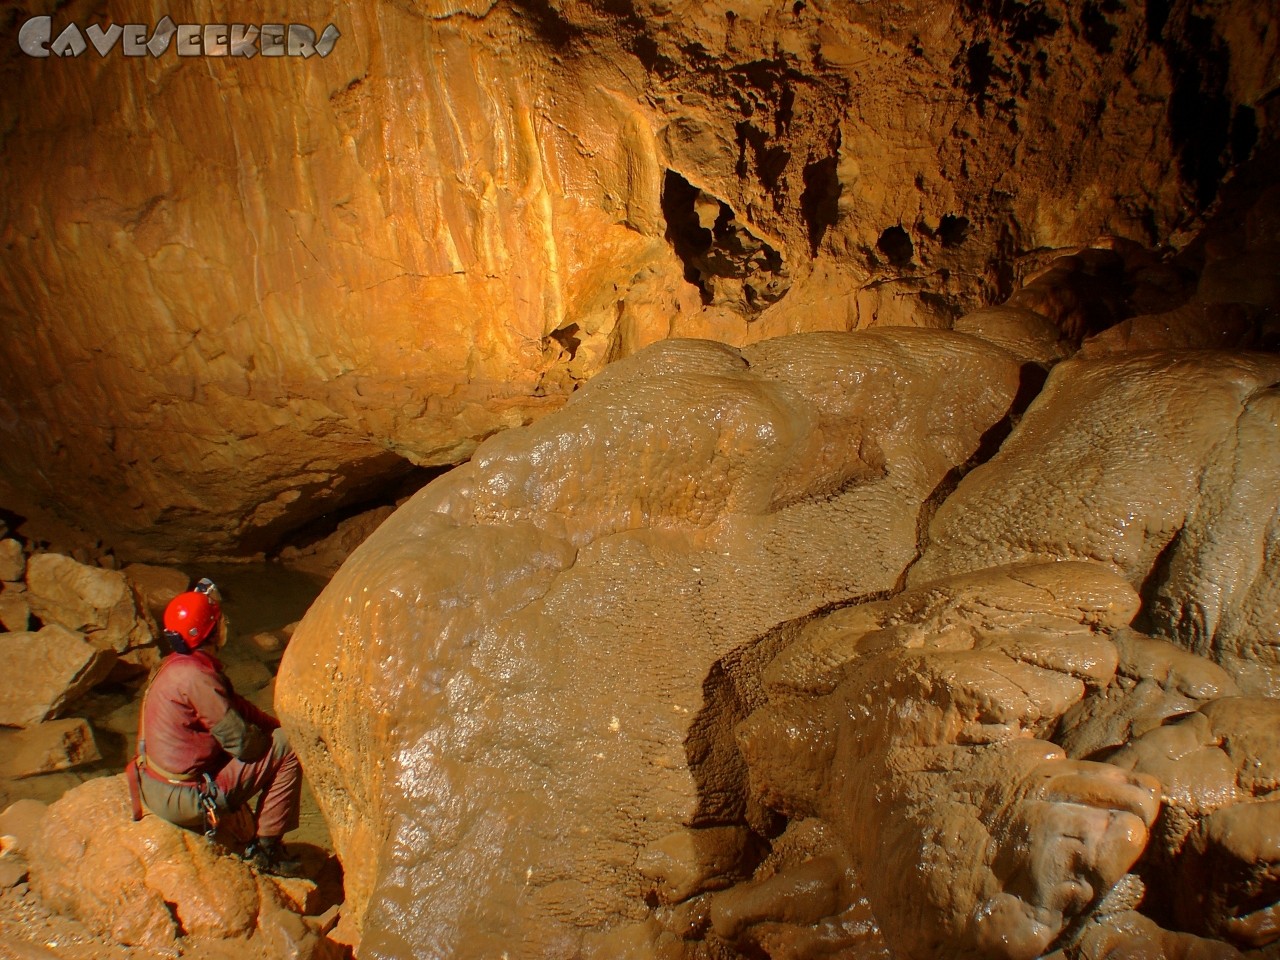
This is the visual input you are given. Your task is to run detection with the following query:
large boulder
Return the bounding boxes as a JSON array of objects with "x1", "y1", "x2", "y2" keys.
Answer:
[
  {"x1": 27, "y1": 775, "x2": 328, "y2": 955},
  {"x1": 0, "y1": 625, "x2": 115, "y2": 727},
  {"x1": 24, "y1": 553, "x2": 157, "y2": 666},
  {"x1": 0, "y1": 718, "x2": 100, "y2": 779},
  {"x1": 121, "y1": 563, "x2": 190, "y2": 625},
  {"x1": 278, "y1": 329, "x2": 1024, "y2": 955},
  {"x1": 909, "y1": 351, "x2": 1280, "y2": 697}
]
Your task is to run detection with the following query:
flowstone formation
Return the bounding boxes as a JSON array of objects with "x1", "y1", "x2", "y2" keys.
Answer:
[
  {"x1": 279, "y1": 201, "x2": 1280, "y2": 958},
  {"x1": 1, "y1": 0, "x2": 1276, "y2": 559},
  {"x1": 279, "y1": 327, "x2": 1026, "y2": 956}
]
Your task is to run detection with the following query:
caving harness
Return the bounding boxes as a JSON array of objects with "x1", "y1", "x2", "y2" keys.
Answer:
[
  {"x1": 126, "y1": 691, "x2": 223, "y2": 839},
  {"x1": 126, "y1": 750, "x2": 221, "y2": 840}
]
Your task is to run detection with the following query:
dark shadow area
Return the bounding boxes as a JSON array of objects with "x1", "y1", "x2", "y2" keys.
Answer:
[
  {"x1": 263, "y1": 462, "x2": 445, "y2": 564},
  {"x1": 801, "y1": 155, "x2": 841, "y2": 255},
  {"x1": 508, "y1": 0, "x2": 582, "y2": 51},
  {"x1": 937, "y1": 213, "x2": 971, "y2": 248},
  {"x1": 876, "y1": 225, "x2": 914, "y2": 268},
  {"x1": 661, "y1": 169, "x2": 790, "y2": 315},
  {"x1": 1151, "y1": 4, "x2": 1258, "y2": 213}
]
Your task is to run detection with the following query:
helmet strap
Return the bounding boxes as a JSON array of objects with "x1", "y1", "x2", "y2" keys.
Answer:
[{"x1": 165, "y1": 629, "x2": 197, "y2": 655}]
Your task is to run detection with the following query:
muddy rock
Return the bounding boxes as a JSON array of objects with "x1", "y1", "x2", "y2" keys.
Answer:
[
  {"x1": 24, "y1": 554, "x2": 156, "y2": 659},
  {"x1": 1110, "y1": 698, "x2": 1280, "y2": 948},
  {"x1": 740, "y1": 560, "x2": 1165, "y2": 960},
  {"x1": 1141, "y1": 385, "x2": 1280, "y2": 697},
  {"x1": 0, "y1": 583, "x2": 31, "y2": 632},
  {"x1": 121, "y1": 563, "x2": 189, "y2": 625},
  {"x1": 0, "y1": 625, "x2": 115, "y2": 727},
  {"x1": 0, "y1": 719, "x2": 99, "y2": 779},
  {"x1": 277, "y1": 506, "x2": 396, "y2": 579},
  {"x1": 278, "y1": 329, "x2": 1024, "y2": 954},
  {"x1": 1004, "y1": 248, "x2": 1132, "y2": 345},
  {"x1": 28, "y1": 775, "x2": 324, "y2": 953},
  {"x1": 739, "y1": 558, "x2": 1280, "y2": 959},
  {"x1": 916, "y1": 353, "x2": 1280, "y2": 647},
  {"x1": 0, "y1": 798, "x2": 45, "y2": 891},
  {"x1": 1057, "y1": 629, "x2": 1242, "y2": 762},
  {"x1": 952, "y1": 305, "x2": 1073, "y2": 366},
  {"x1": 1078, "y1": 302, "x2": 1261, "y2": 356}
]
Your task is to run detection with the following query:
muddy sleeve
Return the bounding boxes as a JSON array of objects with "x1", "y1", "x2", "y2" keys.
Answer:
[
  {"x1": 185, "y1": 669, "x2": 272, "y2": 761},
  {"x1": 232, "y1": 694, "x2": 281, "y2": 732},
  {"x1": 209, "y1": 707, "x2": 272, "y2": 762}
]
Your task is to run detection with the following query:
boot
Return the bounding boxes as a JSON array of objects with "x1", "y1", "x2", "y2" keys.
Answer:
[{"x1": 243, "y1": 836, "x2": 303, "y2": 878}]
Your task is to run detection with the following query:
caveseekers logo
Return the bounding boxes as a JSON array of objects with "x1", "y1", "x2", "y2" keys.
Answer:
[{"x1": 18, "y1": 16, "x2": 340, "y2": 58}]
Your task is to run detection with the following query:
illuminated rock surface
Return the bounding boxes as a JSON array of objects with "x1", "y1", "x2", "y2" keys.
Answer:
[{"x1": 279, "y1": 328, "x2": 1024, "y2": 955}]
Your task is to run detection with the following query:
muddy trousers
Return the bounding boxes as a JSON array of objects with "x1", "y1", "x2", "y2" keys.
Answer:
[
  {"x1": 217, "y1": 727, "x2": 302, "y2": 838},
  {"x1": 140, "y1": 728, "x2": 302, "y2": 838}
]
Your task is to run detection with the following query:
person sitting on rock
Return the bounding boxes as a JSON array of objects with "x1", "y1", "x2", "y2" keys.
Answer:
[{"x1": 128, "y1": 578, "x2": 303, "y2": 877}]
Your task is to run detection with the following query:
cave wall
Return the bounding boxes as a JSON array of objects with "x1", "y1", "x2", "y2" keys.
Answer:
[{"x1": 0, "y1": 0, "x2": 1276, "y2": 560}]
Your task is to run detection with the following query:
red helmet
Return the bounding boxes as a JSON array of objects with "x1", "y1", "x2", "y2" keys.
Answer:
[{"x1": 163, "y1": 587, "x2": 221, "y2": 645}]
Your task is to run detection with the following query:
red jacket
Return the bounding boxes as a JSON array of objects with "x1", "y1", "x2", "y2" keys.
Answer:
[{"x1": 140, "y1": 649, "x2": 279, "y2": 779}]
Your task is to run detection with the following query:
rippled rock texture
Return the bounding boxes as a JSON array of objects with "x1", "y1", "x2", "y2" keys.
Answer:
[
  {"x1": 2, "y1": 0, "x2": 1276, "y2": 559},
  {"x1": 281, "y1": 316, "x2": 1280, "y2": 958},
  {"x1": 279, "y1": 328, "x2": 1025, "y2": 955}
]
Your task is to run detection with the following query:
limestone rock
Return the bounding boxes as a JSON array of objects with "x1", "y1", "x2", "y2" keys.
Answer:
[
  {"x1": 0, "y1": 799, "x2": 47, "y2": 858},
  {"x1": 249, "y1": 629, "x2": 288, "y2": 654},
  {"x1": 1005, "y1": 248, "x2": 1131, "y2": 343},
  {"x1": 0, "y1": 540, "x2": 24, "y2": 582},
  {"x1": 278, "y1": 329, "x2": 1024, "y2": 954},
  {"x1": 1110, "y1": 699, "x2": 1280, "y2": 949},
  {"x1": 0, "y1": 584, "x2": 31, "y2": 633},
  {"x1": 224, "y1": 658, "x2": 273, "y2": 694},
  {"x1": 739, "y1": 560, "x2": 1164, "y2": 960},
  {"x1": 24, "y1": 553, "x2": 155, "y2": 656},
  {"x1": 910, "y1": 352, "x2": 1280, "y2": 594},
  {"x1": 1058, "y1": 629, "x2": 1242, "y2": 761},
  {"x1": 1079, "y1": 302, "x2": 1260, "y2": 356},
  {"x1": 1141, "y1": 385, "x2": 1280, "y2": 696},
  {"x1": 952, "y1": 305, "x2": 1072, "y2": 366},
  {"x1": 0, "y1": 625, "x2": 115, "y2": 727},
  {"x1": 121, "y1": 563, "x2": 189, "y2": 624},
  {"x1": 27, "y1": 775, "x2": 317, "y2": 951},
  {"x1": 277, "y1": 506, "x2": 395, "y2": 579},
  {"x1": 0, "y1": 718, "x2": 99, "y2": 778}
]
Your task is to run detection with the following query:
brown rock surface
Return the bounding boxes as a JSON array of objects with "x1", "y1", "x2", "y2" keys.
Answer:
[
  {"x1": 27, "y1": 775, "x2": 327, "y2": 955},
  {"x1": 910, "y1": 351, "x2": 1280, "y2": 696},
  {"x1": 0, "y1": 542, "x2": 25, "y2": 584},
  {"x1": 0, "y1": 626, "x2": 115, "y2": 727},
  {"x1": 0, "y1": 586, "x2": 31, "y2": 633},
  {"x1": 739, "y1": 561, "x2": 1162, "y2": 960},
  {"x1": 121, "y1": 563, "x2": 190, "y2": 625},
  {"x1": 23, "y1": 555, "x2": 155, "y2": 659},
  {"x1": 1110, "y1": 698, "x2": 1280, "y2": 949},
  {"x1": 0, "y1": 719, "x2": 99, "y2": 779},
  {"x1": 910, "y1": 351, "x2": 1280, "y2": 582},
  {"x1": 278, "y1": 328, "x2": 1023, "y2": 955},
  {"x1": 1, "y1": 1, "x2": 1275, "y2": 560},
  {"x1": 739, "y1": 560, "x2": 1280, "y2": 959}
]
